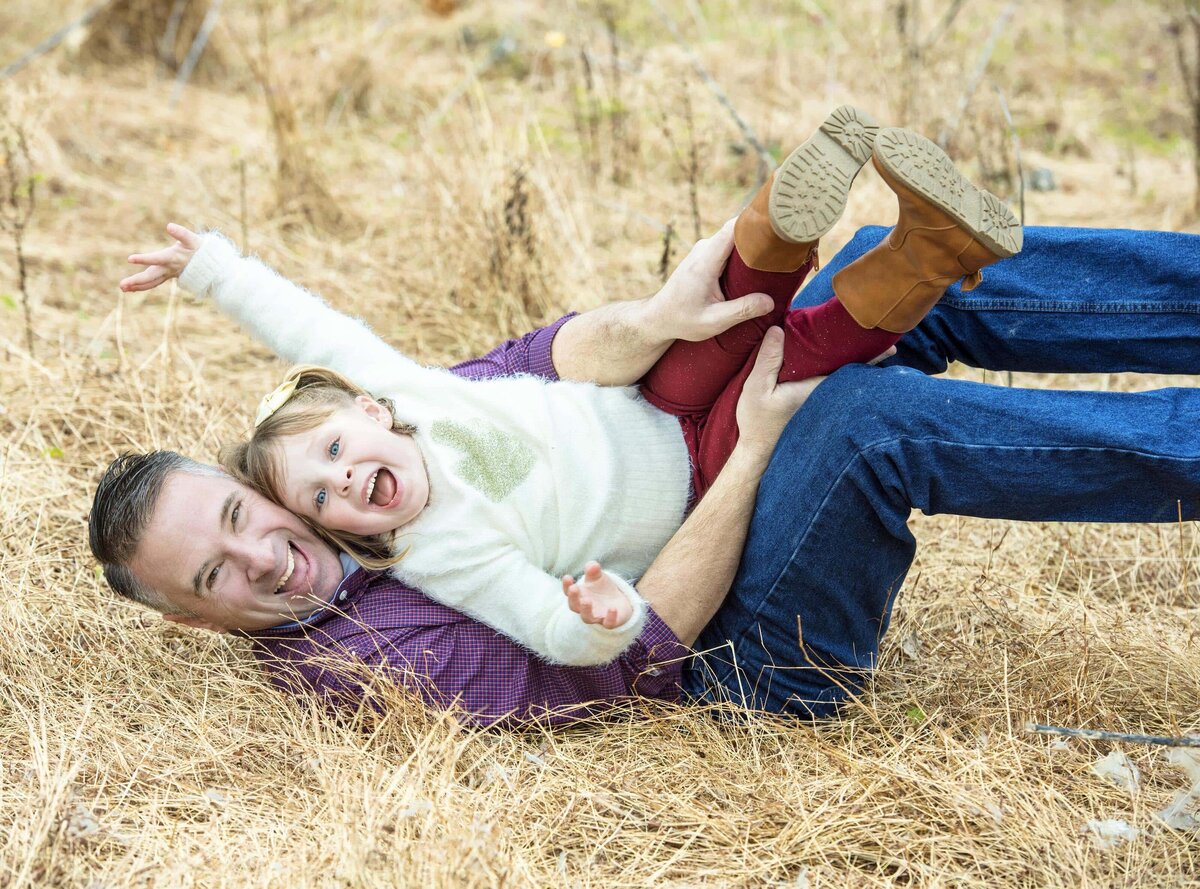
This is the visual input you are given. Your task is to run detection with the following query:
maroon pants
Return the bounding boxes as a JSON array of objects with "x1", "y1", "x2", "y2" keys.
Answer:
[{"x1": 639, "y1": 248, "x2": 900, "y2": 501}]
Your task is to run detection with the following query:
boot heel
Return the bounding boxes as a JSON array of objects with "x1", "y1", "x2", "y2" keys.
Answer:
[
  {"x1": 768, "y1": 105, "x2": 879, "y2": 244},
  {"x1": 979, "y1": 190, "x2": 1023, "y2": 257},
  {"x1": 823, "y1": 104, "x2": 879, "y2": 164}
]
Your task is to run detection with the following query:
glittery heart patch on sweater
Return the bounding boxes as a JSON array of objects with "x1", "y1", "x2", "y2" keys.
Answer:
[{"x1": 430, "y1": 419, "x2": 535, "y2": 502}]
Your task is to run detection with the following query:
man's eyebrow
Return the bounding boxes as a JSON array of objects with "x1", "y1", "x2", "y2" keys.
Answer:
[{"x1": 190, "y1": 492, "x2": 238, "y2": 596}]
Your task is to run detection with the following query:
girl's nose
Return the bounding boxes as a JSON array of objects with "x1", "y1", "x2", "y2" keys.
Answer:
[{"x1": 336, "y1": 464, "x2": 353, "y2": 495}]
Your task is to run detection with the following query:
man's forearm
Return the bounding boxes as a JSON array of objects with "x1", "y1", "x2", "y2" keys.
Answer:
[
  {"x1": 635, "y1": 446, "x2": 770, "y2": 646},
  {"x1": 550, "y1": 297, "x2": 674, "y2": 385}
]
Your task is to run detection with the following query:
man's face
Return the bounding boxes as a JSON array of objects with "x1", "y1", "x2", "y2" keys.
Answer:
[{"x1": 129, "y1": 471, "x2": 344, "y2": 632}]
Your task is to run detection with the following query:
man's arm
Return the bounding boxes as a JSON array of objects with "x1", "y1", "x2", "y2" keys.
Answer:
[
  {"x1": 549, "y1": 220, "x2": 775, "y2": 386},
  {"x1": 635, "y1": 328, "x2": 824, "y2": 645}
]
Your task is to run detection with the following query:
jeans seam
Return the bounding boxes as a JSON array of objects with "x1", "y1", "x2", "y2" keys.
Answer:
[{"x1": 939, "y1": 296, "x2": 1200, "y2": 314}]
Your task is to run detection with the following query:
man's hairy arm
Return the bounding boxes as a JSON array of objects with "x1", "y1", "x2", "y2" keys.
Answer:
[
  {"x1": 636, "y1": 447, "x2": 769, "y2": 645},
  {"x1": 635, "y1": 328, "x2": 826, "y2": 645},
  {"x1": 550, "y1": 220, "x2": 773, "y2": 386}
]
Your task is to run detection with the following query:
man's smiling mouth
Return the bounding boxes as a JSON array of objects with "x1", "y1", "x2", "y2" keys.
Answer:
[{"x1": 274, "y1": 545, "x2": 295, "y2": 593}]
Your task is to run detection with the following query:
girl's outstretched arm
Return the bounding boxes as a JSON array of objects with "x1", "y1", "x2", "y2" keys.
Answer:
[{"x1": 122, "y1": 223, "x2": 435, "y2": 396}]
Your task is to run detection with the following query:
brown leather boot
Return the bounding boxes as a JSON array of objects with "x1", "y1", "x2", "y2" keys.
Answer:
[
  {"x1": 734, "y1": 105, "x2": 879, "y2": 272},
  {"x1": 833, "y1": 127, "x2": 1023, "y2": 333}
]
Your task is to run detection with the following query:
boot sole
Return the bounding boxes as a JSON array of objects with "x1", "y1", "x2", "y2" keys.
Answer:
[
  {"x1": 768, "y1": 105, "x2": 879, "y2": 244},
  {"x1": 873, "y1": 127, "x2": 1023, "y2": 258}
]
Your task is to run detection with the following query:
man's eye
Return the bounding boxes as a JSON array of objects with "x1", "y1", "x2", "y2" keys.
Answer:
[
  {"x1": 207, "y1": 565, "x2": 221, "y2": 590},
  {"x1": 328, "y1": 438, "x2": 341, "y2": 459},
  {"x1": 315, "y1": 489, "x2": 327, "y2": 509}
]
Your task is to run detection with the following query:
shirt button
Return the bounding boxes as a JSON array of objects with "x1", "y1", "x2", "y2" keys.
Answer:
[{"x1": 338, "y1": 591, "x2": 348, "y2": 602}]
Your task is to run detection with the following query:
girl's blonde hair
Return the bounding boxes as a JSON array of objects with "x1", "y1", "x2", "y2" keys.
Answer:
[{"x1": 219, "y1": 365, "x2": 416, "y2": 570}]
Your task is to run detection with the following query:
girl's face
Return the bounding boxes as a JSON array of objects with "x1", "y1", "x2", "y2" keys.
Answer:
[{"x1": 274, "y1": 396, "x2": 430, "y2": 536}]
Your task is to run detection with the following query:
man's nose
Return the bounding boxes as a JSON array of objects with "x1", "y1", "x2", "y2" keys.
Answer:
[{"x1": 234, "y1": 537, "x2": 277, "y2": 584}]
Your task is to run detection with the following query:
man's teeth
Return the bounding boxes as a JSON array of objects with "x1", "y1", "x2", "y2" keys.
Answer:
[
  {"x1": 274, "y1": 546, "x2": 295, "y2": 593},
  {"x1": 366, "y1": 470, "x2": 380, "y2": 503}
]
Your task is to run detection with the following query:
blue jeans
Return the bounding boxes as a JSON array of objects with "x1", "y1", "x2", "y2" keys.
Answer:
[{"x1": 681, "y1": 225, "x2": 1200, "y2": 716}]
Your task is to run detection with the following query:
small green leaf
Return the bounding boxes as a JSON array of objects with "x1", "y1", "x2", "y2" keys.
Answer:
[
  {"x1": 0, "y1": 293, "x2": 14, "y2": 308},
  {"x1": 45, "y1": 446, "x2": 64, "y2": 459},
  {"x1": 906, "y1": 706, "x2": 926, "y2": 725}
]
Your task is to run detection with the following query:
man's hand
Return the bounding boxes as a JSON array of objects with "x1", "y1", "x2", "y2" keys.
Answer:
[
  {"x1": 120, "y1": 223, "x2": 202, "y2": 293},
  {"x1": 562, "y1": 561, "x2": 633, "y2": 630},
  {"x1": 734, "y1": 327, "x2": 828, "y2": 464},
  {"x1": 644, "y1": 218, "x2": 774, "y2": 344},
  {"x1": 735, "y1": 330, "x2": 896, "y2": 465}
]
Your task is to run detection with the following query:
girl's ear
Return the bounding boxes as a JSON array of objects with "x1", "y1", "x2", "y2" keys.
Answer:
[{"x1": 354, "y1": 394, "x2": 394, "y2": 428}]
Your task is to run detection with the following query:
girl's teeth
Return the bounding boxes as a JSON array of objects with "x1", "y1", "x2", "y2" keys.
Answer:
[
  {"x1": 366, "y1": 470, "x2": 379, "y2": 503},
  {"x1": 274, "y1": 546, "x2": 295, "y2": 593}
]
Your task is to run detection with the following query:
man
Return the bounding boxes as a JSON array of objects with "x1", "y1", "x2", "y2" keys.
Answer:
[{"x1": 90, "y1": 222, "x2": 1200, "y2": 727}]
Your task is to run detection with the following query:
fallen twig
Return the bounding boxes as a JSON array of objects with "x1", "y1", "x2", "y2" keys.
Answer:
[
  {"x1": 420, "y1": 35, "x2": 518, "y2": 133},
  {"x1": 920, "y1": 0, "x2": 971, "y2": 53},
  {"x1": 1027, "y1": 722, "x2": 1200, "y2": 748},
  {"x1": 159, "y1": 0, "x2": 190, "y2": 67},
  {"x1": 937, "y1": 2, "x2": 1017, "y2": 150},
  {"x1": 646, "y1": 0, "x2": 775, "y2": 186},
  {"x1": 0, "y1": 0, "x2": 116, "y2": 80},
  {"x1": 991, "y1": 82, "x2": 1024, "y2": 225},
  {"x1": 169, "y1": 0, "x2": 223, "y2": 106}
]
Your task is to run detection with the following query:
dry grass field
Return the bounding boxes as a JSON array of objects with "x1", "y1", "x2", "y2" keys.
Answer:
[{"x1": 2, "y1": 0, "x2": 1200, "y2": 885}]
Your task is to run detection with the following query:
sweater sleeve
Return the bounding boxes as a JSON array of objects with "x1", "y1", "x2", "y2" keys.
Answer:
[
  {"x1": 396, "y1": 539, "x2": 649, "y2": 667},
  {"x1": 179, "y1": 232, "x2": 440, "y2": 396}
]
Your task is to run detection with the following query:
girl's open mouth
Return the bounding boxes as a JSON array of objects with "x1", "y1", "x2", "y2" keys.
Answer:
[{"x1": 365, "y1": 468, "x2": 402, "y2": 509}]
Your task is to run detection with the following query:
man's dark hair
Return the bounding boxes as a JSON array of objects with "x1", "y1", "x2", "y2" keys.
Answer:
[{"x1": 89, "y1": 451, "x2": 225, "y2": 613}]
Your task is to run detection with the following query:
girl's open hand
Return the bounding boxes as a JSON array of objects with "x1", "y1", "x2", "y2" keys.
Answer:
[
  {"x1": 120, "y1": 223, "x2": 203, "y2": 292},
  {"x1": 561, "y1": 561, "x2": 634, "y2": 630}
]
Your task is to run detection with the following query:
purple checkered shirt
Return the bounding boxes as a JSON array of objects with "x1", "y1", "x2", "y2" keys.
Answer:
[{"x1": 241, "y1": 315, "x2": 689, "y2": 728}]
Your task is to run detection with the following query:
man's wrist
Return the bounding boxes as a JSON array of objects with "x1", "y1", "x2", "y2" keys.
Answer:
[
  {"x1": 725, "y1": 441, "x2": 773, "y2": 479},
  {"x1": 623, "y1": 294, "x2": 675, "y2": 350}
]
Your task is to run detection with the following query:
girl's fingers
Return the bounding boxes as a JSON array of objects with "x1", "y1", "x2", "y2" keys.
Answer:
[
  {"x1": 165, "y1": 222, "x2": 202, "y2": 249},
  {"x1": 127, "y1": 249, "x2": 175, "y2": 267},
  {"x1": 119, "y1": 270, "x2": 164, "y2": 292},
  {"x1": 584, "y1": 561, "x2": 602, "y2": 581}
]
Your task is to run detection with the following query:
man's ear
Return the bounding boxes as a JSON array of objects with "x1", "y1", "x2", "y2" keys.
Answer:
[
  {"x1": 354, "y1": 394, "x2": 394, "y2": 429},
  {"x1": 163, "y1": 613, "x2": 227, "y2": 634}
]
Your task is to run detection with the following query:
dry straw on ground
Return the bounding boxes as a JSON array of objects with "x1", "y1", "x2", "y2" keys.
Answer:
[{"x1": 1, "y1": 0, "x2": 1199, "y2": 885}]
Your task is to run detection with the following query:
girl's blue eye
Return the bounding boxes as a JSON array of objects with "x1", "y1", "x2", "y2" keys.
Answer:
[
  {"x1": 328, "y1": 438, "x2": 340, "y2": 459},
  {"x1": 315, "y1": 489, "x2": 327, "y2": 508}
]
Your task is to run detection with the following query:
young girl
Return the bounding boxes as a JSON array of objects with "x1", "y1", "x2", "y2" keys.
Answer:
[{"x1": 122, "y1": 112, "x2": 1021, "y2": 666}]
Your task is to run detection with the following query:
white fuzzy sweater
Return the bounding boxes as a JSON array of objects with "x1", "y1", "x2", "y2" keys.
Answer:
[{"x1": 181, "y1": 234, "x2": 692, "y2": 666}]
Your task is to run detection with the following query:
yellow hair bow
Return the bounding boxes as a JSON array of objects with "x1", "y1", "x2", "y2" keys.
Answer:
[{"x1": 254, "y1": 374, "x2": 300, "y2": 428}]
